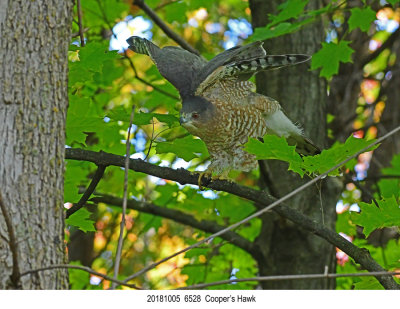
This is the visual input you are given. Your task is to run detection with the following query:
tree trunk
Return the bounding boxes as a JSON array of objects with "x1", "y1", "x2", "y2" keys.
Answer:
[
  {"x1": 0, "y1": 0, "x2": 73, "y2": 289},
  {"x1": 249, "y1": 0, "x2": 342, "y2": 289}
]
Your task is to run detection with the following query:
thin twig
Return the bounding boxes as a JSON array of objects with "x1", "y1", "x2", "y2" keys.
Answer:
[
  {"x1": 66, "y1": 165, "x2": 107, "y2": 218},
  {"x1": 77, "y1": 0, "x2": 85, "y2": 47},
  {"x1": 72, "y1": 27, "x2": 90, "y2": 38},
  {"x1": 123, "y1": 126, "x2": 400, "y2": 285},
  {"x1": 133, "y1": 0, "x2": 200, "y2": 55},
  {"x1": 20, "y1": 264, "x2": 141, "y2": 289},
  {"x1": 0, "y1": 191, "x2": 21, "y2": 288},
  {"x1": 112, "y1": 106, "x2": 135, "y2": 289},
  {"x1": 178, "y1": 271, "x2": 400, "y2": 290}
]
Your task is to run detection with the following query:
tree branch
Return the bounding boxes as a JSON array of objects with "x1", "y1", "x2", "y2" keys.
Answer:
[
  {"x1": 133, "y1": 0, "x2": 201, "y2": 55},
  {"x1": 179, "y1": 271, "x2": 400, "y2": 290},
  {"x1": 112, "y1": 107, "x2": 134, "y2": 289},
  {"x1": 66, "y1": 165, "x2": 107, "y2": 218},
  {"x1": 65, "y1": 125, "x2": 400, "y2": 289},
  {"x1": 76, "y1": 0, "x2": 85, "y2": 46},
  {"x1": 20, "y1": 264, "x2": 141, "y2": 289},
  {"x1": 90, "y1": 194, "x2": 262, "y2": 260},
  {"x1": 0, "y1": 191, "x2": 22, "y2": 288}
]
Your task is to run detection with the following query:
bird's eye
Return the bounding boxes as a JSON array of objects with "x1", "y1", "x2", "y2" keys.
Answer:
[{"x1": 192, "y1": 113, "x2": 199, "y2": 119}]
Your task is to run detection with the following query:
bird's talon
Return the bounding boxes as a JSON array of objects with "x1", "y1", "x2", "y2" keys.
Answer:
[{"x1": 198, "y1": 171, "x2": 212, "y2": 190}]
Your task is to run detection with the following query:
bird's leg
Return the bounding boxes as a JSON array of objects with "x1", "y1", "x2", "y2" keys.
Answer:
[{"x1": 211, "y1": 169, "x2": 231, "y2": 181}]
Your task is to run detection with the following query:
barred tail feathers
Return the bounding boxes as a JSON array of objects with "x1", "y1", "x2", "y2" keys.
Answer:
[{"x1": 226, "y1": 54, "x2": 311, "y2": 78}]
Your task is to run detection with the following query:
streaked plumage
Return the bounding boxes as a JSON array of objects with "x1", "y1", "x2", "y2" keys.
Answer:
[{"x1": 127, "y1": 37, "x2": 320, "y2": 183}]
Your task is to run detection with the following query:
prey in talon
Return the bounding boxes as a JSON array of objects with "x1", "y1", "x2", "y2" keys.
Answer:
[{"x1": 127, "y1": 37, "x2": 320, "y2": 189}]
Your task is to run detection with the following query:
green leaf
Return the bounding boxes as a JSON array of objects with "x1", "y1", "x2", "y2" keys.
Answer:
[
  {"x1": 354, "y1": 277, "x2": 384, "y2": 290},
  {"x1": 244, "y1": 135, "x2": 304, "y2": 176},
  {"x1": 79, "y1": 42, "x2": 119, "y2": 72},
  {"x1": 387, "y1": 0, "x2": 400, "y2": 6},
  {"x1": 66, "y1": 96, "x2": 105, "y2": 144},
  {"x1": 302, "y1": 135, "x2": 379, "y2": 176},
  {"x1": 164, "y1": 1, "x2": 188, "y2": 23},
  {"x1": 107, "y1": 109, "x2": 179, "y2": 127},
  {"x1": 156, "y1": 136, "x2": 208, "y2": 161},
  {"x1": 252, "y1": 19, "x2": 313, "y2": 41},
  {"x1": 311, "y1": 41, "x2": 354, "y2": 78},
  {"x1": 269, "y1": 0, "x2": 309, "y2": 26},
  {"x1": 348, "y1": 7, "x2": 376, "y2": 32},
  {"x1": 66, "y1": 208, "x2": 96, "y2": 232},
  {"x1": 69, "y1": 262, "x2": 90, "y2": 290},
  {"x1": 352, "y1": 196, "x2": 400, "y2": 237}
]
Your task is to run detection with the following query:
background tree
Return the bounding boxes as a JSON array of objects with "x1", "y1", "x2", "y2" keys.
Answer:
[
  {"x1": 249, "y1": 0, "x2": 340, "y2": 289},
  {"x1": 0, "y1": 0, "x2": 73, "y2": 289}
]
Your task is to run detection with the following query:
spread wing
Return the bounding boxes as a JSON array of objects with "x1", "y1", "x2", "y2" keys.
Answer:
[
  {"x1": 195, "y1": 41, "x2": 310, "y2": 95},
  {"x1": 126, "y1": 36, "x2": 206, "y2": 98}
]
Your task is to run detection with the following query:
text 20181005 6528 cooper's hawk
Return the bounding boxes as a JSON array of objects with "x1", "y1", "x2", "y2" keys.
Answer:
[{"x1": 126, "y1": 36, "x2": 320, "y2": 186}]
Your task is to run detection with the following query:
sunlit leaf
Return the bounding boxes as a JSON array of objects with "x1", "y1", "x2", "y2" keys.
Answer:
[
  {"x1": 351, "y1": 196, "x2": 400, "y2": 237},
  {"x1": 156, "y1": 136, "x2": 208, "y2": 161},
  {"x1": 311, "y1": 41, "x2": 354, "y2": 78},
  {"x1": 244, "y1": 135, "x2": 304, "y2": 176}
]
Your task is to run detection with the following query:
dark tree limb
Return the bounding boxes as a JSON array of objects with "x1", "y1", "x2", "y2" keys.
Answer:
[
  {"x1": 65, "y1": 138, "x2": 400, "y2": 289},
  {"x1": 90, "y1": 193, "x2": 262, "y2": 260},
  {"x1": 133, "y1": 0, "x2": 201, "y2": 55},
  {"x1": 0, "y1": 191, "x2": 22, "y2": 288},
  {"x1": 66, "y1": 165, "x2": 107, "y2": 218}
]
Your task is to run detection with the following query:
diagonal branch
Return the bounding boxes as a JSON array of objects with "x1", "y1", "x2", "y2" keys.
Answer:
[
  {"x1": 90, "y1": 193, "x2": 262, "y2": 259},
  {"x1": 0, "y1": 191, "x2": 21, "y2": 288},
  {"x1": 133, "y1": 0, "x2": 200, "y2": 55},
  {"x1": 66, "y1": 165, "x2": 107, "y2": 218}
]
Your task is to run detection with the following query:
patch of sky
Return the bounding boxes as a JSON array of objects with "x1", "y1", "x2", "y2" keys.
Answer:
[
  {"x1": 326, "y1": 29, "x2": 337, "y2": 43},
  {"x1": 223, "y1": 18, "x2": 253, "y2": 49},
  {"x1": 375, "y1": 10, "x2": 399, "y2": 32},
  {"x1": 109, "y1": 16, "x2": 153, "y2": 52},
  {"x1": 205, "y1": 22, "x2": 223, "y2": 34}
]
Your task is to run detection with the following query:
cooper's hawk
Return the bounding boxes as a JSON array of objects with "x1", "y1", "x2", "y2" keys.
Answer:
[{"x1": 127, "y1": 37, "x2": 319, "y2": 185}]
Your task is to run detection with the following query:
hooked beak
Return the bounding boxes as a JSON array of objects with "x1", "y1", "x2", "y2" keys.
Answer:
[{"x1": 179, "y1": 113, "x2": 188, "y2": 125}]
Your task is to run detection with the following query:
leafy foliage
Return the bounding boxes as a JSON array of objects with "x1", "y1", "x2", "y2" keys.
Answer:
[{"x1": 244, "y1": 134, "x2": 379, "y2": 177}]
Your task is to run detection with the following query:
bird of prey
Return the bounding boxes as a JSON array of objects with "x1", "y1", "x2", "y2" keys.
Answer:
[{"x1": 126, "y1": 36, "x2": 319, "y2": 186}]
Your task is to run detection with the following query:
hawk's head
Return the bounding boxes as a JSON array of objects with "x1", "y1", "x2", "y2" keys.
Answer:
[{"x1": 180, "y1": 96, "x2": 216, "y2": 134}]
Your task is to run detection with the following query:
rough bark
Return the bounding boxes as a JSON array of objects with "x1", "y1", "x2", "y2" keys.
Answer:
[
  {"x1": 249, "y1": 0, "x2": 342, "y2": 289},
  {"x1": 0, "y1": 0, "x2": 73, "y2": 289}
]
